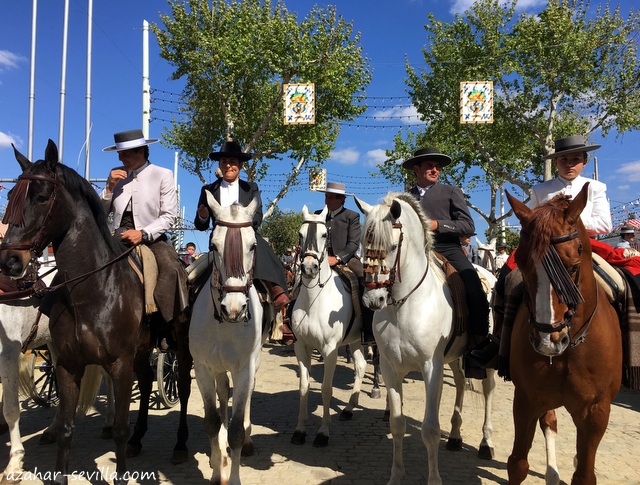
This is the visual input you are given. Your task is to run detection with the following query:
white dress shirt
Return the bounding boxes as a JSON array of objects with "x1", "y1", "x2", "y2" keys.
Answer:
[
  {"x1": 530, "y1": 175, "x2": 612, "y2": 235},
  {"x1": 219, "y1": 180, "x2": 240, "y2": 207}
]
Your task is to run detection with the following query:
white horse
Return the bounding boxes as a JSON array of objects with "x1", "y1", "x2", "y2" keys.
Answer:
[
  {"x1": 290, "y1": 206, "x2": 367, "y2": 447},
  {"x1": 0, "y1": 270, "x2": 103, "y2": 480},
  {"x1": 189, "y1": 193, "x2": 270, "y2": 485},
  {"x1": 357, "y1": 192, "x2": 496, "y2": 485}
]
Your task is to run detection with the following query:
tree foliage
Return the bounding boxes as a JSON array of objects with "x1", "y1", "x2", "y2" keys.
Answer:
[
  {"x1": 258, "y1": 206, "x2": 304, "y2": 257},
  {"x1": 379, "y1": 0, "x2": 640, "y2": 239},
  {"x1": 152, "y1": 0, "x2": 371, "y2": 216}
]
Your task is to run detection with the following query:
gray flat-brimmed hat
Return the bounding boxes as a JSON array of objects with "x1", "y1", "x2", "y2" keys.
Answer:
[
  {"x1": 209, "y1": 140, "x2": 252, "y2": 162},
  {"x1": 317, "y1": 181, "x2": 349, "y2": 195},
  {"x1": 620, "y1": 225, "x2": 636, "y2": 235},
  {"x1": 497, "y1": 239, "x2": 507, "y2": 248},
  {"x1": 401, "y1": 147, "x2": 452, "y2": 170},
  {"x1": 102, "y1": 129, "x2": 159, "y2": 152},
  {"x1": 544, "y1": 135, "x2": 601, "y2": 159}
]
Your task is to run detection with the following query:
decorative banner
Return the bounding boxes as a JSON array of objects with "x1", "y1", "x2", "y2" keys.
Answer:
[
  {"x1": 460, "y1": 81, "x2": 493, "y2": 124},
  {"x1": 284, "y1": 83, "x2": 315, "y2": 124},
  {"x1": 308, "y1": 168, "x2": 326, "y2": 191}
]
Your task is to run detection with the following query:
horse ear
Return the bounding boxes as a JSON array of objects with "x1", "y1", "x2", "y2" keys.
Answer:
[
  {"x1": 44, "y1": 139, "x2": 59, "y2": 169},
  {"x1": 506, "y1": 189, "x2": 530, "y2": 222},
  {"x1": 302, "y1": 205, "x2": 309, "y2": 218},
  {"x1": 205, "y1": 189, "x2": 221, "y2": 216},
  {"x1": 319, "y1": 205, "x2": 329, "y2": 219},
  {"x1": 390, "y1": 199, "x2": 402, "y2": 220},
  {"x1": 353, "y1": 196, "x2": 372, "y2": 216},
  {"x1": 567, "y1": 182, "x2": 589, "y2": 225},
  {"x1": 12, "y1": 144, "x2": 33, "y2": 172}
]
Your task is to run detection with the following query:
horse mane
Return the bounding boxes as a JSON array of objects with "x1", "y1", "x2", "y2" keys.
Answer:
[
  {"x1": 363, "y1": 191, "x2": 433, "y2": 254},
  {"x1": 525, "y1": 194, "x2": 572, "y2": 264},
  {"x1": 53, "y1": 162, "x2": 127, "y2": 255}
]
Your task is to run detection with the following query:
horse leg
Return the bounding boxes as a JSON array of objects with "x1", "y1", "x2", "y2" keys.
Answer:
[
  {"x1": 314, "y1": 348, "x2": 338, "y2": 447},
  {"x1": 292, "y1": 341, "x2": 312, "y2": 445},
  {"x1": 572, "y1": 401, "x2": 611, "y2": 485},
  {"x1": 110, "y1": 362, "x2": 135, "y2": 485},
  {"x1": 340, "y1": 343, "x2": 366, "y2": 421},
  {"x1": 228, "y1": 367, "x2": 254, "y2": 485},
  {"x1": 171, "y1": 318, "x2": 193, "y2": 464},
  {"x1": 126, "y1": 348, "x2": 153, "y2": 458},
  {"x1": 51, "y1": 364, "x2": 82, "y2": 485},
  {"x1": 371, "y1": 344, "x2": 382, "y2": 399},
  {"x1": 100, "y1": 369, "x2": 115, "y2": 439},
  {"x1": 539, "y1": 410, "x2": 560, "y2": 485},
  {"x1": 445, "y1": 359, "x2": 465, "y2": 452},
  {"x1": 507, "y1": 389, "x2": 540, "y2": 485},
  {"x1": 0, "y1": 350, "x2": 25, "y2": 480},
  {"x1": 380, "y1": 357, "x2": 406, "y2": 485},
  {"x1": 478, "y1": 368, "x2": 496, "y2": 460},
  {"x1": 195, "y1": 363, "x2": 226, "y2": 484},
  {"x1": 421, "y1": 359, "x2": 445, "y2": 485}
]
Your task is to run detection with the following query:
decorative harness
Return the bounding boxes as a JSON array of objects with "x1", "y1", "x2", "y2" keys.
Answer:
[
  {"x1": 363, "y1": 222, "x2": 429, "y2": 307},
  {"x1": 298, "y1": 220, "x2": 331, "y2": 289},
  {"x1": 523, "y1": 229, "x2": 598, "y2": 348}
]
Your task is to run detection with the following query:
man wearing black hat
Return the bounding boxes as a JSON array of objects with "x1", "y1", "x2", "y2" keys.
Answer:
[
  {"x1": 101, "y1": 129, "x2": 189, "y2": 351},
  {"x1": 469, "y1": 135, "x2": 613, "y2": 370},
  {"x1": 194, "y1": 140, "x2": 289, "y2": 310},
  {"x1": 404, "y1": 148, "x2": 490, "y2": 377}
]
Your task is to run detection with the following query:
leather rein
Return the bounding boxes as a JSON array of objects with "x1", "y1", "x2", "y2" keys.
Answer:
[{"x1": 363, "y1": 222, "x2": 429, "y2": 307}]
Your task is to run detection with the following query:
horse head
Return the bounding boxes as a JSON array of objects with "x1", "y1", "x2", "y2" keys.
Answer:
[
  {"x1": 361, "y1": 192, "x2": 432, "y2": 310},
  {"x1": 206, "y1": 190, "x2": 259, "y2": 322},
  {"x1": 507, "y1": 184, "x2": 590, "y2": 357},
  {"x1": 298, "y1": 205, "x2": 328, "y2": 279},
  {"x1": 0, "y1": 140, "x2": 66, "y2": 279}
]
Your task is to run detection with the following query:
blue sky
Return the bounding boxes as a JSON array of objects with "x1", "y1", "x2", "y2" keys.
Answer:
[{"x1": 2, "y1": 0, "x2": 640, "y2": 251}]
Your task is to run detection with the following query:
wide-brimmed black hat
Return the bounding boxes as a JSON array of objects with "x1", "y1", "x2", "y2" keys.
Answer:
[
  {"x1": 209, "y1": 140, "x2": 252, "y2": 162},
  {"x1": 544, "y1": 135, "x2": 601, "y2": 159},
  {"x1": 497, "y1": 239, "x2": 507, "y2": 248},
  {"x1": 401, "y1": 147, "x2": 452, "y2": 170},
  {"x1": 102, "y1": 129, "x2": 158, "y2": 152}
]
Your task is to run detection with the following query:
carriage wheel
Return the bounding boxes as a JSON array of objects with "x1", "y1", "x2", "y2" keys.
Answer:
[
  {"x1": 28, "y1": 348, "x2": 59, "y2": 407},
  {"x1": 156, "y1": 350, "x2": 179, "y2": 408}
]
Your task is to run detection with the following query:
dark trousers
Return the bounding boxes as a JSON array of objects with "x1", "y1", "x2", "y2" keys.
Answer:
[{"x1": 435, "y1": 241, "x2": 489, "y2": 337}]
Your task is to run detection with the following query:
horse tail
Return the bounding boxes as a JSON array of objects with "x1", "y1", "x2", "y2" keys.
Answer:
[
  {"x1": 76, "y1": 365, "x2": 103, "y2": 416},
  {"x1": 18, "y1": 352, "x2": 37, "y2": 399}
]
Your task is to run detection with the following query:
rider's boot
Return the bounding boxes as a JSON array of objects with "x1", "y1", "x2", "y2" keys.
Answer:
[
  {"x1": 266, "y1": 282, "x2": 290, "y2": 311},
  {"x1": 361, "y1": 305, "x2": 376, "y2": 345}
]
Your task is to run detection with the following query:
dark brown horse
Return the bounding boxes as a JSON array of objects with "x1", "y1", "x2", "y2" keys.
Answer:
[
  {"x1": 506, "y1": 184, "x2": 622, "y2": 485},
  {"x1": 0, "y1": 140, "x2": 192, "y2": 485}
]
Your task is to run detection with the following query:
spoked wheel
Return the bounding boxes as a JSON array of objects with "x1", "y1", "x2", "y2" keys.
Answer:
[
  {"x1": 156, "y1": 350, "x2": 179, "y2": 408},
  {"x1": 28, "y1": 348, "x2": 58, "y2": 407}
]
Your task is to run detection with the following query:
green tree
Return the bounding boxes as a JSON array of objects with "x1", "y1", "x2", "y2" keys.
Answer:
[
  {"x1": 379, "y1": 0, "x2": 640, "y2": 239},
  {"x1": 152, "y1": 0, "x2": 371, "y2": 217},
  {"x1": 259, "y1": 206, "x2": 304, "y2": 258}
]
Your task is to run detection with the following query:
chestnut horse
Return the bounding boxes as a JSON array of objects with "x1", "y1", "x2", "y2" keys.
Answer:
[
  {"x1": 506, "y1": 185, "x2": 622, "y2": 485},
  {"x1": 0, "y1": 140, "x2": 192, "y2": 485}
]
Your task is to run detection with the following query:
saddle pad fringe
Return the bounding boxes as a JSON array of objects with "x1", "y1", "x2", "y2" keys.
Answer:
[
  {"x1": 433, "y1": 252, "x2": 467, "y2": 336},
  {"x1": 337, "y1": 265, "x2": 362, "y2": 318},
  {"x1": 135, "y1": 245, "x2": 158, "y2": 315}
]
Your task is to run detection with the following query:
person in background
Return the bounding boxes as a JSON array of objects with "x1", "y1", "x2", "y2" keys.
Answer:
[
  {"x1": 405, "y1": 147, "x2": 490, "y2": 378},
  {"x1": 460, "y1": 233, "x2": 478, "y2": 264},
  {"x1": 316, "y1": 181, "x2": 375, "y2": 345},
  {"x1": 100, "y1": 129, "x2": 189, "y2": 351},
  {"x1": 182, "y1": 242, "x2": 197, "y2": 265},
  {"x1": 194, "y1": 140, "x2": 289, "y2": 310},
  {"x1": 494, "y1": 240, "x2": 508, "y2": 274},
  {"x1": 616, "y1": 225, "x2": 636, "y2": 249},
  {"x1": 469, "y1": 135, "x2": 612, "y2": 369}
]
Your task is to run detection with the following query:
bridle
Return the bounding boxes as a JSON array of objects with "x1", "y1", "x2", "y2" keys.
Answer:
[
  {"x1": 363, "y1": 222, "x2": 429, "y2": 307},
  {"x1": 298, "y1": 220, "x2": 331, "y2": 289},
  {"x1": 210, "y1": 220, "x2": 256, "y2": 322},
  {"x1": 522, "y1": 229, "x2": 597, "y2": 348}
]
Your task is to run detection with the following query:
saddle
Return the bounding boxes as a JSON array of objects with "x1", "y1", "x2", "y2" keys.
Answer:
[
  {"x1": 432, "y1": 252, "x2": 468, "y2": 336},
  {"x1": 333, "y1": 264, "x2": 362, "y2": 318},
  {"x1": 592, "y1": 252, "x2": 626, "y2": 303},
  {"x1": 133, "y1": 245, "x2": 158, "y2": 314}
]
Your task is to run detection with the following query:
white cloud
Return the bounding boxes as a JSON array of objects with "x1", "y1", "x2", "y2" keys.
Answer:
[
  {"x1": 364, "y1": 148, "x2": 388, "y2": 168},
  {"x1": 449, "y1": 0, "x2": 546, "y2": 15},
  {"x1": 373, "y1": 105, "x2": 423, "y2": 125},
  {"x1": 0, "y1": 132, "x2": 20, "y2": 149},
  {"x1": 615, "y1": 161, "x2": 640, "y2": 182},
  {"x1": 618, "y1": 185, "x2": 631, "y2": 191},
  {"x1": 330, "y1": 147, "x2": 360, "y2": 165},
  {"x1": 0, "y1": 50, "x2": 24, "y2": 71}
]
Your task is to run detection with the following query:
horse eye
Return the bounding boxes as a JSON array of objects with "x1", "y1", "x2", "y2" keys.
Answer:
[
  {"x1": 391, "y1": 244, "x2": 398, "y2": 251},
  {"x1": 251, "y1": 243, "x2": 257, "y2": 250},
  {"x1": 36, "y1": 195, "x2": 49, "y2": 204}
]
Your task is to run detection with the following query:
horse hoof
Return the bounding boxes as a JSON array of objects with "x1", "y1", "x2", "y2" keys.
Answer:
[
  {"x1": 241, "y1": 442, "x2": 255, "y2": 457},
  {"x1": 446, "y1": 437, "x2": 463, "y2": 451},
  {"x1": 371, "y1": 388, "x2": 382, "y2": 399},
  {"x1": 126, "y1": 443, "x2": 142, "y2": 458},
  {"x1": 383, "y1": 410, "x2": 390, "y2": 422},
  {"x1": 171, "y1": 448, "x2": 189, "y2": 464},
  {"x1": 339, "y1": 409, "x2": 353, "y2": 421},
  {"x1": 100, "y1": 426, "x2": 113, "y2": 440},
  {"x1": 291, "y1": 430, "x2": 306, "y2": 445},
  {"x1": 39, "y1": 431, "x2": 56, "y2": 445},
  {"x1": 478, "y1": 444, "x2": 495, "y2": 460},
  {"x1": 312, "y1": 433, "x2": 329, "y2": 447}
]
